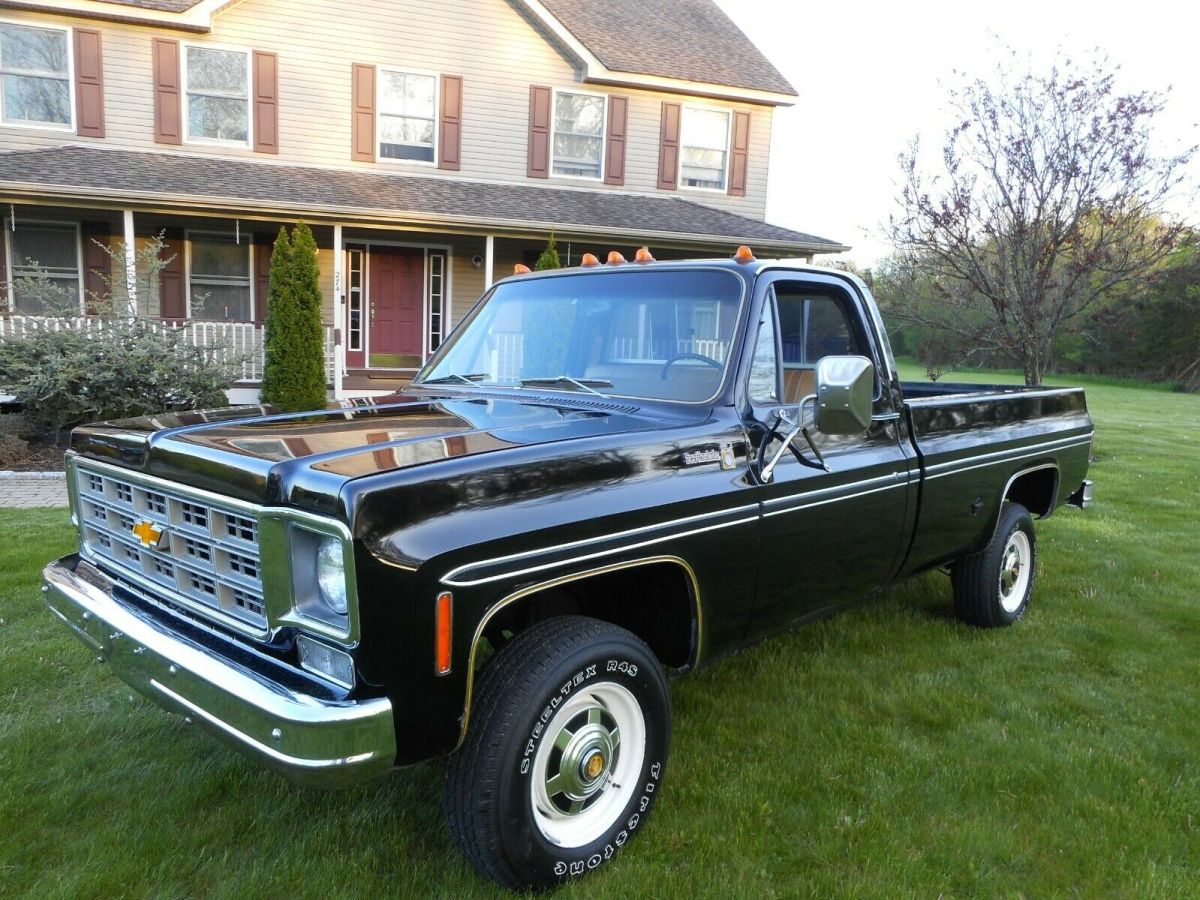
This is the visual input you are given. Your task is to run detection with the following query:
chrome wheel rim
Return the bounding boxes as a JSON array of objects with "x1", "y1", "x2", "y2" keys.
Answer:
[
  {"x1": 530, "y1": 682, "x2": 646, "y2": 847},
  {"x1": 998, "y1": 530, "x2": 1032, "y2": 613}
]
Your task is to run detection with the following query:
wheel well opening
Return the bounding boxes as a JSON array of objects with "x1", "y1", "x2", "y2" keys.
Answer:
[
  {"x1": 1006, "y1": 467, "x2": 1058, "y2": 519},
  {"x1": 480, "y1": 562, "x2": 697, "y2": 671}
]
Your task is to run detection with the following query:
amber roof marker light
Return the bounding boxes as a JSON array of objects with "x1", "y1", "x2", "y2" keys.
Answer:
[
  {"x1": 635, "y1": 247, "x2": 655, "y2": 263},
  {"x1": 513, "y1": 263, "x2": 531, "y2": 275},
  {"x1": 734, "y1": 245, "x2": 756, "y2": 264},
  {"x1": 580, "y1": 252, "x2": 600, "y2": 267},
  {"x1": 606, "y1": 250, "x2": 626, "y2": 265}
]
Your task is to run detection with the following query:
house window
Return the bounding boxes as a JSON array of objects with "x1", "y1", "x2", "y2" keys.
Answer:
[
  {"x1": 552, "y1": 90, "x2": 604, "y2": 178},
  {"x1": 428, "y1": 251, "x2": 446, "y2": 351},
  {"x1": 0, "y1": 22, "x2": 72, "y2": 128},
  {"x1": 189, "y1": 233, "x2": 251, "y2": 321},
  {"x1": 679, "y1": 106, "x2": 730, "y2": 190},
  {"x1": 346, "y1": 247, "x2": 364, "y2": 352},
  {"x1": 184, "y1": 45, "x2": 250, "y2": 144},
  {"x1": 8, "y1": 221, "x2": 80, "y2": 314},
  {"x1": 378, "y1": 69, "x2": 436, "y2": 162}
]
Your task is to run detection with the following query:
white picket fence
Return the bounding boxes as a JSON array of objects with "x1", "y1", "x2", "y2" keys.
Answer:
[{"x1": 0, "y1": 316, "x2": 336, "y2": 384}]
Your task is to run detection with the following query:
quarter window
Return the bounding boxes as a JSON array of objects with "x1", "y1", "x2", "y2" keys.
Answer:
[
  {"x1": 185, "y1": 46, "x2": 250, "y2": 144},
  {"x1": 8, "y1": 221, "x2": 80, "y2": 314},
  {"x1": 0, "y1": 23, "x2": 71, "y2": 128},
  {"x1": 680, "y1": 106, "x2": 730, "y2": 190},
  {"x1": 189, "y1": 233, "x2": 252, "y2": 321},
  {"x1": 552, "y1": 91, "x2": 604, "y2": 178},
  {"x1": 378, "y1": 70, "x2": 436, "y2": 162}
]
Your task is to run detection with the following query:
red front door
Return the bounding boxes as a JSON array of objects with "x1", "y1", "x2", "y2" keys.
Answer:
[{"x1": 369, "y1": 246, "x2": 424, "y2": 368}]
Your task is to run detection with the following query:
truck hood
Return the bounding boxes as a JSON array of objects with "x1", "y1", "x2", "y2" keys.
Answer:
[{"x1": 69, "y1": 391, "x2": 697, "y2": 514}]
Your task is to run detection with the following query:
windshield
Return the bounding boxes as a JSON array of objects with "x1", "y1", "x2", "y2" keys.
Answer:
[{"x1": 416, "y1": 269, "x2": 744, "y2": 402}]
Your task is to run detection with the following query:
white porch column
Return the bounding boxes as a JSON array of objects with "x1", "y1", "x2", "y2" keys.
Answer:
[
  {"x1": 331, "y1": 223, "x2": 345, "y2": 400},
  {"x1": 484, "y1": 234, "x2": 495, "y2": 290},
  {"x1": 122, "y1": 209, "x2": 137, "y2": 314}
]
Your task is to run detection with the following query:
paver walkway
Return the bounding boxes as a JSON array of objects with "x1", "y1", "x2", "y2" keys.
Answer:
[{"x1": 0, "y1": 473, "x2": 69, "y2": 508}]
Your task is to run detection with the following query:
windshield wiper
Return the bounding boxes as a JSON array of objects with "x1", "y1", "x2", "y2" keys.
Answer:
[
  {"x1": 519, "y1": 375, "x2": 613, "y2": 396},
  {"x1": 419, "y1": 373, "x2": 490, "y2": 386}
]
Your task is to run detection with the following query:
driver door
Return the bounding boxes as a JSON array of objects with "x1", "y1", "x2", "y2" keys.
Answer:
[{"x1": 744, "y1": 274, "x2": 913, "y2": 640}]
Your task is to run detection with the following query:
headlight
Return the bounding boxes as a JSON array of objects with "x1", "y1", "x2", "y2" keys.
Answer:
[{"x1": 316, "y1": 537, "x2": 349, "y2": 615}]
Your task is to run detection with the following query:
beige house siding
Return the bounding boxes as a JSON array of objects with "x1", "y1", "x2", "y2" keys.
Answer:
[{"x1": 0, "y1": 0, "x2": 774, "y2": 219}]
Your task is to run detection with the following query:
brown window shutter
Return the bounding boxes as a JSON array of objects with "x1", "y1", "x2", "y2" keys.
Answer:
[
  {"x1": 158, "y1": 228, "x2": 186, "y2": 320},
  {"x1": 252, "y1": 51, "x2": 279, "y2": 154},
  {"x1": 73, "y1": 29, "x2": 105, "y2": 138},
  {"x1": 152, "y1": 38, "x2": 181, "y2": 144},
  {"x1": 438, "y1": 74, "x2": 462, "y2": 171},
  {"x1": 253, "y1": 234, "x2": 272, "y2": 322},
  {"x1": 81, "y1": 222, "x2": 112, "y2": 313},
  {"x1": 728, "y1": 110, "x2": 751, "y2": 197},
  {"x1": 351, "y1": 63, "x2": 376, "y2": 162},
  {"x1": 657, "y1": 101, "x2": 681, "y2": 190},
  {"x1": 603, "y1": 94, "x2": 628, "y2": 186},
  {"x1": 527, "y1": 85, "x2": 551, "y2": 178}
]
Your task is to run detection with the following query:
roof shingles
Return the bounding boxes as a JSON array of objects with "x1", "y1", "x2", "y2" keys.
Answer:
[
  {"x1": 540, "y1": 0, "x2": 796, "y2": 96},
  {"x1": 0, "y1": 146, "x2": 842, "y2": 251}
]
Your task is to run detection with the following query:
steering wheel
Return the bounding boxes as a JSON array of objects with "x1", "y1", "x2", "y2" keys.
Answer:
[{"x1": 660, "y1": 352, "x2": 723, "y2": 379}]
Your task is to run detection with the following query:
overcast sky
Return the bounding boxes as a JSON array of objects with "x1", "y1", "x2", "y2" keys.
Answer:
[{"x1": 716, "y1": 0, "x2": 1200, "y2": 265}]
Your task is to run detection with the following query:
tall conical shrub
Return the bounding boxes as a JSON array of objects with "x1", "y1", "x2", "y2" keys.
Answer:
[
  {"x1": 534, "y1": 234, "x2": 561, "y2": 270},
  {"x1": 260, "y1": 222, "x2": 327, "y2": 411}
]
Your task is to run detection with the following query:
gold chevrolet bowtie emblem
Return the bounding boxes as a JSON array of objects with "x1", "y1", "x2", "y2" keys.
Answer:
[{"x1": 132, "y1": 520, "x2": 164, "y2": 547}]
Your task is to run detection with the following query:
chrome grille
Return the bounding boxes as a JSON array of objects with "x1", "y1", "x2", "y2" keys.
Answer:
[{"x1": 74, "y1": 463, "x2": 267, "y2": 630}]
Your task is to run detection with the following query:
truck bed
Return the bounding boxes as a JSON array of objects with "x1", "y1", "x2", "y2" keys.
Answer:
[{"x1": 898, "y1": 382, "x2": 1093, "y2": 577}]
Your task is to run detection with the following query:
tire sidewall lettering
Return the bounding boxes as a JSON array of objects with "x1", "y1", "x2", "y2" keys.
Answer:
[
  {"x1": 550, "y1": 766, "x2": 663, "y2": 881},
  {"x1": 518, "y1": 659, "x2": 640, "y2": 777}
]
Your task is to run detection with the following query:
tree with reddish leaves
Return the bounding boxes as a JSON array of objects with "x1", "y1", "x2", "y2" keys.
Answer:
[{"x1": 888, "y1": 51, "x2": 1194, "y2": 385}]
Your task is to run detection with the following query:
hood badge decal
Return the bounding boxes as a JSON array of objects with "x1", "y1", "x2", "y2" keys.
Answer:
[
  {"x1": 132, "y1": 520, "x2": 167, "y2": 548},
  {"x1": 683, "y1": 442, "x2": 737, "y2": 470}
]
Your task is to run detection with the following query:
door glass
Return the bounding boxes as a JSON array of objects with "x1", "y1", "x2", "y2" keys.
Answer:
[{"x1": 773, "y1": 283, "x2": 864, "y2": 404}]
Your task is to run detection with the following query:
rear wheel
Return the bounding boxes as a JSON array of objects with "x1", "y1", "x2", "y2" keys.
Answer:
[
  {"x1": 952, "y1": 501, "x2": 1037, "y2": 627},
  {"x1": 443, "y1": 616, "x2": 670, "y2": 890}
]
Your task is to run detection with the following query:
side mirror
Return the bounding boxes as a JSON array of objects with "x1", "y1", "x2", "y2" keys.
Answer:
[{"x1": 814, "y1": 356, "x2": 874, "y2": 434}]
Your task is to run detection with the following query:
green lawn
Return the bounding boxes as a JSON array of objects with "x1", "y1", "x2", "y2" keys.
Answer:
[{"x1": 2, "y1": 370, "x2": 1199, "y2": 897}]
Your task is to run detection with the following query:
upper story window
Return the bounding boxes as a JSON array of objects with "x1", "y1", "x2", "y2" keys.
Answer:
[
  {"x1": 680, "y1": 106, "x2": 730, "y2": 191},
  {"x1": 184, "y1": 45, "x2": 250, "y2": 145},
  {"x1": 0, "y1": 22, "x2": 72, "y2": 129},
  {"x1": 7, "y1": 221, "x2": 80, "y2": 314},
  {"x1": 378, "y1": 69, "x2": 436, "y2": 163},
  {"x1": 552, "y1": 90, "x2": 605, "y2": 179},
  {"x1": 188, "y1": 232, "x2": 251, "y2": 321}
]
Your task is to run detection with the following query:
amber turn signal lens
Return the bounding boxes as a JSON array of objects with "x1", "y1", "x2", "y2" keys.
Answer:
[
  {"x1": 580, "y1": 252, "x2": 600, "y2": 267},
  {"x1": 734, "y1": 245, "x2": 755, "y2": 263},
  {"x1": 435, "y1": 592, "x2": 453, "y2": 675},
  {"x1": 635, "y1": 247, "x2": 655, "y2": 263},
  {"x1": 607, "y1": 250, "x2": 626, "y2": 265},
  {"x1": 513, "y1": 263, "x2": 531, "y2": 274}
]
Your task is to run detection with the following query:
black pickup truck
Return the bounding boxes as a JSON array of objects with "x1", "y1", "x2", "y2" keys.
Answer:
[{"x1": 43, "y1": 252, "x2": 1093, "y2": 890}]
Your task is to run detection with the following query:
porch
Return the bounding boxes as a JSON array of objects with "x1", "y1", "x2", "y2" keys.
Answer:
[{"x1": 0, "y1": 146, "x2": 846, "y2": 402}]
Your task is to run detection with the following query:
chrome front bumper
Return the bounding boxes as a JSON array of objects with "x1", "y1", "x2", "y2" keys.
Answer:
[{"x1": 43, "y1": 555, "x2": 396, "y2": 789}]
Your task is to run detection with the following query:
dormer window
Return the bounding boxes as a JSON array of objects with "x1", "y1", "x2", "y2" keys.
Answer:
[
  {"x1": 0, "y1": 22, "x2": 71, "y2": 129},
  {"x1": 679, "y1": 106, "x2": 730, "y2": 191},
  {"x1": 552, "y1": 90, "x2": 605, "y2": 179},
  {"x1": 184, "y1": 45, "x2": 250, "y2": 145},
  {"x1": 378, "y1": 69, "x2": 436, "y2": 163}
]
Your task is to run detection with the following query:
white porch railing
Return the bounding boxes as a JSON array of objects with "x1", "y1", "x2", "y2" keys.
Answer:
[{"x1": 0, "y1": 316, "x2": 337, "y2": 384}]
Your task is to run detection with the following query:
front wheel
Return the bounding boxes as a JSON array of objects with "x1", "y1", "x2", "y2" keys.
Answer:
[
  {"x1": 443, "y1": 616, "x2": 670, "y2": 890},
  {"x1": 951, "y1": 501, "x2": 1037, "y2": 627}
]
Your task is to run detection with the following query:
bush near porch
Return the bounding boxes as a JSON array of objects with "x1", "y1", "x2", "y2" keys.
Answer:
[{"x1": 1, "y1": 369, "x2": 1197, "y2": 896}]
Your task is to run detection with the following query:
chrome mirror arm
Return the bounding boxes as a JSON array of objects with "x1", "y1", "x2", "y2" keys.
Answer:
[{"x1": 760, "y1": 394, "x2": 819, "y2": 483}]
